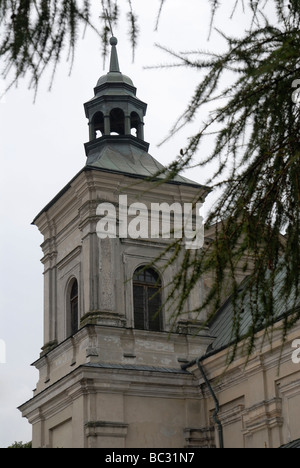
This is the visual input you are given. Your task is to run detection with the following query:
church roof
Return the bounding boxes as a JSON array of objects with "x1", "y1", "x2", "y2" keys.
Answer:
[
  {"x1": 280, "y1": 439, "x2": 300, "y2": 449},
  {"x1": 85, "y1": 135, "x2": 204, "y2": 187},
  {"x1": 206, "y1": 268, "x2": 300, "y2": 356}
]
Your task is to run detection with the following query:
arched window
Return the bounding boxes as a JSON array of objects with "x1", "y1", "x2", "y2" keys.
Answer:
[
  {"x1": 69, "y1": 280, "x2": 79, "y2": 336},
  {"x1": 133, "y1": 267, "x2": 162, "y2": 332}
]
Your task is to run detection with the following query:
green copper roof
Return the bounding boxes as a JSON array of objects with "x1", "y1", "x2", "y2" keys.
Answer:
[
  {"x1": 206, "y1": 268, "x2": 300, "y2": 356},
  {"x1": 85, "y1": 136, "x2": 205, "y2": 187}
]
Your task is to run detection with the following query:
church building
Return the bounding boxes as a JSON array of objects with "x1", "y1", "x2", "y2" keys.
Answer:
[{"x1": 19, "y1": 37, "x2": 300, "y2": 449}]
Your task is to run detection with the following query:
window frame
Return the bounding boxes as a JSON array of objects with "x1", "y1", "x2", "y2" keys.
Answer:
[{"x1": 133, "y1": 267, "x2": 163, "y2": 332}]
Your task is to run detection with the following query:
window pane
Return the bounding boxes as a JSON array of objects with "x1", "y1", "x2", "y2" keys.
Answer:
[
  {"x1": 134, "y1": 267, "x2": 161, "y2": 285},
  {"x1": 133, "y1": 267, "x2": 162, "y2": 332},
  {"x1": 70, "y1": 281, "x2": 78, "y2": 300},
  {"x1": 71, "y1": 300, "x2": 78, "y2": 335},
  {"x1": 70, "y1": 280, "x2": 79, "y2": 336},
  {"x1": 145, "y1": 271, "x2": 155, "y2": 284},
  {"x1": 133, "y1": 285, "x2": 145, "y2": 330},
  {"x1": 148, "y1": 287, "x2": 161, "y2": 332},
  {"x1": 133, "y1": 270, "x2": 145, "y2": 282}
]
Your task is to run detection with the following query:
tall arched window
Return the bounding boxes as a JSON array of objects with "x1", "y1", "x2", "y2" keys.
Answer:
[
  {"x1": 133, "y1": 267, "x2": 162, "y2": 332},
  {"x1": 69, "y1": 280, "x2": 79, "y2": 336}
]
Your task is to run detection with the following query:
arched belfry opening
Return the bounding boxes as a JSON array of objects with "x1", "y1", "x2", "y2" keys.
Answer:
[
  {"x1": 84, "y1": 36, "x2": 149, "y2": 151},
  {"x1": 130, "y1": 111, "x2": 143, "y2": 139},
  {"x1": 110, "y1": 108, "x2": 125, "y2": 135},
  {"x1": 90, "y1": 111, "x2": 104, "y2": 139}
]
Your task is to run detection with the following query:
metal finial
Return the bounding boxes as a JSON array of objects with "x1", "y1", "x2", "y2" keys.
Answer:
[
  {"x1": 109, "y1": 36, "x2": 120, "y2": 73},
  {"x1": 110, "y1": 36, "x2": 118, "y2": 46}
]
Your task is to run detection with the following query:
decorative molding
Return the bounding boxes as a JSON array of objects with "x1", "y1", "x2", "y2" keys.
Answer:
[
  {"x1": 219, "y1": 404, "x2": 245, "y2": 427},
  {"x1": 56, "y1": 246, "x2": 82, "y2": 271},
  {"x1": 40, "y1": 340, "x2": 58, "y2": 357},
  {"x1": 85, "y1": 421, "x2": 129, "y2": 439},
  {"x1": 176, "y1": 320, "x2": 210, "y2": 337},
  {"x1": 80, "y1": 310, "x2": 127, "y2": 328},
  {"x1": 242, "y1": 398, "x2": 283, "y2": 436},
  {"x1": 277, "y1": 377, "x2": 300, "y2": 399},
  {"x1": 184, "y1": 427, "x2": 215, "y2": 448},
  {"x1": 243, "y1": 355, "x2": 265, "y2": 379}
]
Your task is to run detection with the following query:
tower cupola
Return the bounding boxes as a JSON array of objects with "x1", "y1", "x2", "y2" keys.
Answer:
[
  {"x1": 83, "y1": 36, "x2": 198, "y2": 185},
  {"x1": 84, "y1": 37, "x2": 148, "y2": 151}
]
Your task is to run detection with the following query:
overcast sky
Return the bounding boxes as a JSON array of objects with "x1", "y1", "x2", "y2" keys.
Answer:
[{"x1": 0, "y1": 1, "x2": 274, "y2": 447}]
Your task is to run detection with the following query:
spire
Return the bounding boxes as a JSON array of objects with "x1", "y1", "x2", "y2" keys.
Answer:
[
  {"x1": 95, "y1": 34, "x2": 134, "y2": 89},
  {"x1": 109, "y1": 36, "x2": 120, "y2": 73}
]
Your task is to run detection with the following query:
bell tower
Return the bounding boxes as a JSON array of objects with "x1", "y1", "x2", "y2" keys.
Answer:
[{"x1": 19, "y1": 37, "x2": 212, "y2": 449}]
